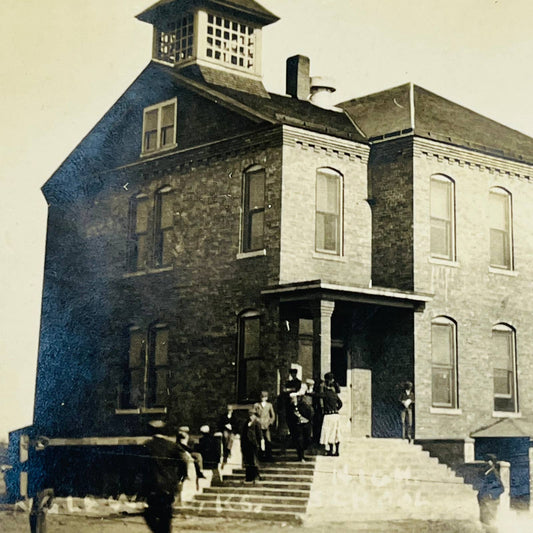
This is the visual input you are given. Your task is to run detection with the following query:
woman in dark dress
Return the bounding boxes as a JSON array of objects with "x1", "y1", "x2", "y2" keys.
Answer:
[{"x1": 240, "y1": 408, "x2": 262, "y2": 482}]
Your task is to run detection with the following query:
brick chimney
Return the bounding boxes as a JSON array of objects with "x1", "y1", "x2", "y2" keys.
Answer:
[{"x1": 286, "y1": 55, "x2": 310, "y2": 100}]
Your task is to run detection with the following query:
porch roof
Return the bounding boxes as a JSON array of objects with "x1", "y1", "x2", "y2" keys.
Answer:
[
  {"x1": 471, "y1": 418, "x2": 533, "y2": 439},
  {"x1": 261, "y1": 280, "x2": 432, "y2": 311}
]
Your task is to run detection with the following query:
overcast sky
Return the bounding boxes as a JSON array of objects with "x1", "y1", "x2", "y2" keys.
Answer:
[{"x1": 1, "y1": 0, "x2": 533, "y2": 441}]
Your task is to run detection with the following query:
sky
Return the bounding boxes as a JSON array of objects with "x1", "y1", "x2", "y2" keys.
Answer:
[{"x1": 1, "y1": 0, "x2": 533, "y2": 442}]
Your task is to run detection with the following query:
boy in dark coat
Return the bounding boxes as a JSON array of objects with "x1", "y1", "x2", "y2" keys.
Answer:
[
  {"x1": 143, "y1": 421, "x2": 188, "y2": 533},
  {"x1": 240, "y1": 408, "x2": 262, "y2": 482}
]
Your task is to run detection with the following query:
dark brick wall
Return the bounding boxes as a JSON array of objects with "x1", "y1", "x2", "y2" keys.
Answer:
[
  {"x1": 369, "y1": 137, "x2": 414, "y2": 290},
  {"x1": 35, "y1": 127, "x2": 285, "y2": 437}
]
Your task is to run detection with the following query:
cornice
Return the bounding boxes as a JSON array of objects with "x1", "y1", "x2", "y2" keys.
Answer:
[
  {"x1": 282, "y1": 125, "x2": 369, "y2": 164},
  {"x1": 413, "y1": 136, "x2": 533, "y2": 182}
]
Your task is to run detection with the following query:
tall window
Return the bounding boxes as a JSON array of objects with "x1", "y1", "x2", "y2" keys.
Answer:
[
  {"x1": 242, "y1": 167, "x2": 265, "y2": 252},
  {"x1": 431, "y1": 317, "x2": 458, "y2": 408},
  {"x1": 430, "y1": 175, "x2": 455, "y2": 260},
  {"x1": 237, "y1": 312, "x2": 261, "y2": 401},
  {"x1": 489, "y1": 188, "x2": 513, "y2": 270},
  {"x1": 127, "y1": 194, "x2": 149, "y2": 272},
  {"x1": 142, "y1": 98, "x2": 177, "y2": 154},
  {"x1": 316, "y1": 168, "x2": 342, "y2": 254},
  {"x1": 492, "y1": 324, "x2": 518, "y2": 413},
  {"x1": 126, "y1": 324, "x2": 169, "y2": 409},
  {"x1": 154, "y1": 187, "x2": 173, "y2": 268}
]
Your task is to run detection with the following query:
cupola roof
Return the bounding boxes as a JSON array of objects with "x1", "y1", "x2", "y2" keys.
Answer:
[{"x1": 137, "y1": 0, "x2": 279, "y2": 26}]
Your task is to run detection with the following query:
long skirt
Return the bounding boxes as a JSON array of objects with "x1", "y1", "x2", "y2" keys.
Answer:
[{"x1": 320, "y1": 413, "x2": 341, "y2": 445}]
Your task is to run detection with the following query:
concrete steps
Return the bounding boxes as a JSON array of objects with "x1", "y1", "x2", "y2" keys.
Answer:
[
  {"x1": 177, "y1": 437, "x2": 480, "y2": 526},
  {"x1": 306, "y1": 437, "x2": 480, "y2": 525},
  {"x1": 175, "y1": 453, "x2": 315, "y2": 523}
]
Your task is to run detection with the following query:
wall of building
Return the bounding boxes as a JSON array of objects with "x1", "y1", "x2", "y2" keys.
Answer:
[
  {"x1": 413, "y1": 138, "x2": 533, "y2": 440},
  {"x1": 35, "y1": 127, "x2": 288, "y2": 437},
  {"x1": 279, "y1": 126, "x2": 372, "y2": 287},
  {"x1": 368, "y1": 137, "x2": 414, "y2": 290}
]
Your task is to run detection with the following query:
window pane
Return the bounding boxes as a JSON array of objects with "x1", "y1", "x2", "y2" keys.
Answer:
[
  {"x1": 158, "y1": 193, "x2": 173, "y2": 229},
  {"x1": 494, "y1": 369, "x2": 511, "y2": 396},
  {"x1": 245, "y1": 358, "x2": 261, "y2": 400},
  {"x1": 161, "y1": 231, "x2": 173, "y2": 266},
  {"x1": 135, "y1": 198, "x2": 149, "y2": 234},
  {"x1": 154, "y1": 369, "x2": 168, "y2": 405},
  {"x1": 317, "y1": 172, "x2": 339, "y2": 214},
  {"x1": 136, "y1": 235, "x2": 147, "y2": 270},
  {"x1": 489, "y1": 192, "x2": 508, "y2": 231},
  {"x1": 144, "y1": 109, "x2": 158, "y2": 131},
  {"x1": 432, "y1": 323, "x2": 453, "y2": 365},
  {"x1": 154, "y1": 328, "x2": 169, "y2": 366},
  {"x1": 431, "y1": 179, "x2": 451, "y2": 221},
  {"x1": 129, "y1": 331, "x2": 144, "y2": 368},
  {"x1": 431, "y1": 219, "x2": 451, "y2": 258},
  {"x1": 243, "y1": 317, "x2": 260, "y2": 359},
  {"x1": 129, "y1": 369, "x2": 144, "y2": 407},
  {"x1": 248, "y1": 170, "x2": 265, "y2": 210},
  {"x1": 249, "y1": 211, "x2": 264, "y2": 250},
  {"x1": 161, "y1": 104, "x2": 175, "y2": 127},
  {"x1": 432, "y1": 367, "x2": 452, "y2": 405},
  {"x1": 492, "y1": 330, "x2": 512, "y2": 369},
  {"x1": 490, "y1": 229, "x2": 510, "y2": 268}
]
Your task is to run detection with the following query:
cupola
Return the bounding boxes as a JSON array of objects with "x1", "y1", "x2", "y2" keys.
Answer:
[{"x1": 137, "y1": 0, "x2": 279, "y2": 81}]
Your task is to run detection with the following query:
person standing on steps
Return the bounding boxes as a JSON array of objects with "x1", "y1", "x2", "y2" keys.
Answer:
[
  {"x1": 287, "y1": 387, "x2": 314, "y2": 462},
  {"x1": 398, "y1": 381, "x2": 415, "y2": 443},
  {"x1": 218, "y1": 405, "x2": 237, "y2": 464},
  {"x1": 253, "y1": 390, "x2": 276, "y2": 462},
  {"x1": 319, "y1": 373, "x2": 342, "y2": 456},
  {"x1": 240, "y1": 408, "x2": 263, "y2": 483}
]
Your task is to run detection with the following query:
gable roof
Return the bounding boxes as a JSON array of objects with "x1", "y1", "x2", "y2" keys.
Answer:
[
  {"x1": 159, "y1": 62, "x2": 365, "y2": 142},
  {"x1": 137, "y1": 0, "x2": 279, "y2": 25},
  {"x1": 340, "y1": 83, "x2": 533, "y2": 164}
]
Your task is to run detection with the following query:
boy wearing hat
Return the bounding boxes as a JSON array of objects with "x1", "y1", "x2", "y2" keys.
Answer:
[{"x1": 253, "y1": 391, "x2": 276, "y2": 461}]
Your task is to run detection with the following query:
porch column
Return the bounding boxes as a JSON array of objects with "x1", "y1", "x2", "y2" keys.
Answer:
[{"x1": 311, "y1": 300, "x2": 335, "y2": 379}]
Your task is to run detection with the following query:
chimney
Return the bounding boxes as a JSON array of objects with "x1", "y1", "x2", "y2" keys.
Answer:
[
  {"x1": 309, "y1": 76, "x2": 337, "y2": 110},
  {"x1": 286, "y1": 55, "x2": 310, "y2": 100}
]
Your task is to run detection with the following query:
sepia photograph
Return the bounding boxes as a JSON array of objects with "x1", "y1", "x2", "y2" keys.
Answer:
[{"x1": 2, "y1": 1, "x2": 533, "y2": 531}]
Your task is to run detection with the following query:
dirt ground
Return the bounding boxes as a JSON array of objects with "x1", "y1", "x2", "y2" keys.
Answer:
[{"x1": 0, "y1": 511, "x2": 484, "y2": 533}]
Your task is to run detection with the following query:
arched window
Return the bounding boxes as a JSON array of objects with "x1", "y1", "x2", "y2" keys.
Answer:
[
  {"x1": 431, "y1": 316, "x2": 458, "y2": 408},
  {"x1": 430, "y1": 174, "x2": 455, "y2": 260},
  {"x1": 492, "y1": 324, "x2": 518, "y2": 413},
  {"x1": 127, "y1": 193, "x2": 149, "y2": 272},
  {"x1": 242, "y1": 166, "x2": 265, "y2": 252},
  {"x1": 237, "y1": 310, "x2": 262, "y2": 401},
  {"x1": 316, "y1": 168, "x2": 342, "y2": 255},
  {"x1": 489, "y1": 187, "x2": 513, "y2": 270},
  {"x1": 154, "y1": 186, "x2": 173, "y2": 268}
]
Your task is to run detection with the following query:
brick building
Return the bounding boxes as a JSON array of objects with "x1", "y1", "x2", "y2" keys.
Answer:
[{"x1": 15, "y1": 0, "x2": 533, "y2": 501}]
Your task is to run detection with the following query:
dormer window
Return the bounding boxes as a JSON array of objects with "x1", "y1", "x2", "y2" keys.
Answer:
[{"x1": 142, "y1": 98, "x2": 177, "y2": 155}]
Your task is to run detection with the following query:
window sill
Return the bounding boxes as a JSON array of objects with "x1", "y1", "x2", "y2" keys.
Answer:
[
  {"x1": 140, "y1": 143, "x2": 177, "y2": 158},
  {"x1": 428, "y1": 257, "x2": 460, "y2": 268},
  {"x1": 492, "y1": 411, "x2": 521, "y2": 418},
  {"x1": 115, "y1": 407, "x2": 167, "y2": 415},
  {"x1": 488, "y1": 267, "x2": 518, "y2": 277},
  {"x1": 237, "y1": 249, "x2": 267, "y2": 260},
  {"x1": 122, "y1": 266, "x2": 173, "y2": 279},
  {"x1": 312, "y1": 252, "x2": 346, "y2": 262},
  {"x1": 430, "y1": 407, "x2": 462, "y2": 415}
]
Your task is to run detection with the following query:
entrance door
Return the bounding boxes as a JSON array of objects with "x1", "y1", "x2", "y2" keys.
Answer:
[{"x1": 332, "y1": 345, "x2": 372, "y2": 437}]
